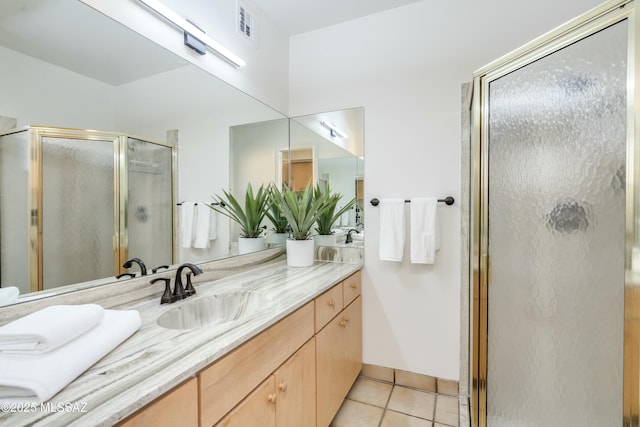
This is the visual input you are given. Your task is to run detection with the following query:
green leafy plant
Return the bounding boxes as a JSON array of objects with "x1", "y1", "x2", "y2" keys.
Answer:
[
  {"x1": 265, "y1": 183, "x2": 289, "y2": 234},
  {"x1": 272, "y1": 182, "x2": 331, "y2": 240},
  {"x1": 211, "y1": 183, "x2": 269, "y2": 238},
  {"x1": 313, "y1": 184, "x2": 356, "y2": 235}
]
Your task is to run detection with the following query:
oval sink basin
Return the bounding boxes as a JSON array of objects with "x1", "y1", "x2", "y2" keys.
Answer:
[{"x1": 156, "y1": 292, "x2": 258, "y2": 330}]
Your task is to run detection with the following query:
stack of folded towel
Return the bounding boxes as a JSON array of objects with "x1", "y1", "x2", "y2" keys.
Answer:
[{"x1": 0, "y1": 304, "x2": 141, "y2": 403}]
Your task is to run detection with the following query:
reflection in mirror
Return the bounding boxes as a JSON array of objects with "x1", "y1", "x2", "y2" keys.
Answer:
[
  {"x1": 0, "y1": 0, "x2": 285, "y2": 305},
  {"x1": 290, "y1": 107, "x2": 365, "y2": 240},
  {"x1": 228, "y1": 118, "x2": 290, "y2": 250}
]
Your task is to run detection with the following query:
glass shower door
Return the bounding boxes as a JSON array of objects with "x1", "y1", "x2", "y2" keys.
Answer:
[
  {"x1": 485, "y1": 21, "x2": 627, "y2": 426},
  {"x1": 126, "y1": 137, "x2": 173, "y2": 270},
  {"x1": 41, "y1": 135, "x2": 117, "y2": 289}
]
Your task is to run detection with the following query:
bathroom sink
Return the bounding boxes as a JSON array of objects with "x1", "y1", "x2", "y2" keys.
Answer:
[{"x1": 156, "y1": 292, "x2": 259, "y2": 330}]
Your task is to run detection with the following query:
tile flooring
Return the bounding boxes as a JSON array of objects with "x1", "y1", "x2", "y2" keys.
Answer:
[{"x1": 331, "y1": 376, "x2": 459, "y2": 427}]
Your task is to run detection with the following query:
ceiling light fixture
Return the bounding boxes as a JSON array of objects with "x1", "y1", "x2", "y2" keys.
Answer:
[
  {"x1": 320, "y1": 120, "x2": 348, "y2": 138},
  {"x1": 137, "y1": 0, "x2": 246, "y2": 67}
]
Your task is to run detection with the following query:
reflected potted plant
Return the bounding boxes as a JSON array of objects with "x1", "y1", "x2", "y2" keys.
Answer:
[
  {"x1": 266, "y1": 183, "x2": 289, "y2": 246},
  {"x1": 273, "y1": 182, "x2": 331, "y2": 267},
  {"x1": 211, "y1": 183, "x2": 269, "y2": 255},
  {"x1": 313, "y1": 184, "x2": 355, "y2": 247}
]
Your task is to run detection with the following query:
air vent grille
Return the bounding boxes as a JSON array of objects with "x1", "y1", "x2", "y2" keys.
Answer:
[{"x1": 237, "y1": 4, "x2": 254, "y2": 40}]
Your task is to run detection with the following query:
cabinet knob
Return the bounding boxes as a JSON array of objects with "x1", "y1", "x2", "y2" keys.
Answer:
[
  {"x1": 342, "y1": 316, "x2": 350, "y2": 323},
  {"x1": 327, "y1": 299, "x2": 335, "y2": 308},
  {"x1": 268, "y1": 393, "x2": 277, "y2": 404},
  {"x1": 278, "y1": 381, "x2": 288, "y2": 392},
  {"x1": 350, "y1": 283, "x2": 357, "y2": 289},
  {"x1": 339, "y1": 320, "x2": 346, "y2": 327}
]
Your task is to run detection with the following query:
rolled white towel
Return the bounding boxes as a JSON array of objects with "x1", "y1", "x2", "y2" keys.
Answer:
[
  {"x1": 0, "y1": 309, "x2": 141, "y2": 403},
  {"x1": 0, "y1": 287, "x2": 19, "y2": 307},
  {"x1": 0, "y1": 304, "x2": 105, "y2": 354}
]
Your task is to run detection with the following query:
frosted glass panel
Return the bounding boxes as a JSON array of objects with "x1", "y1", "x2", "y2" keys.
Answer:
[
  {"x1": 127, "y1": 138, "x2": 172, "y2": 269},
  {"x1": 0, "y1": 131, "x2": 29, "y2": 294},
  {"x1": 42, "y1": 137, "x2": 115, "y2": 289},
  {"x1": 487, "y1": 22, "x2": 626, "y2": 426}
]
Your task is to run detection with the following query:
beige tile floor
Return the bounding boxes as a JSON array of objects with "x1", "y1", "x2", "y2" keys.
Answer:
[{"x1": 331, "y1": 377, "x2": 459, "y2": 427}]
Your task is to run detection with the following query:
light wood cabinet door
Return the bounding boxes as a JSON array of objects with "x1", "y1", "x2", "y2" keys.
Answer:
[
  {"x1": 215, "y1": 376, "x2": 276, "y2": 427},
  {"x1": 343, "y1": 297, "x2": 363, "y2": 390},
  {"x1": 117, "y1": 378, "x2": 198, "y2": 427},
  {"x1": 316, "y1": 296, "x2": 363, "y2": 427},
  {"x1": 275, "y1": 338, "x2": 316, "y2": 427}
]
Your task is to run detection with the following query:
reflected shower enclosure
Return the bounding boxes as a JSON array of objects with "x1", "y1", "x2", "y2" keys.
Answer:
[{"x1": 0, "y1": 126, "x2": 175, "y2": 293}]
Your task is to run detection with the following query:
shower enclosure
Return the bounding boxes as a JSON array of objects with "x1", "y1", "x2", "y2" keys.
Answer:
[
  {"x1": 0, "y1": 126, "x2": 175, "y2": 293},
  {"x1": 470, "y1": 1, "x2": 639, "y2": 425}
]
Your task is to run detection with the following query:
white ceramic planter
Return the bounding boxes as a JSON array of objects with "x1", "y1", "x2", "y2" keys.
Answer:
[
  {"x1": 238, "y1": 236, "x2": 265, "y2": 255},
  {"x1": 314, "y1": 234, "x2": 337, "y2": 247},
  {"x1": 269, "y1": 232, "x2": 288, "y2": 246},
  {"x1": 286, "y1": 239, "x2": 315, "y2": 267}
]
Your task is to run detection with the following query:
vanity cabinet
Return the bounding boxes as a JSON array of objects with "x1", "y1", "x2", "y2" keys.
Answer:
[
  {"x1": 216, "y1": 337, "x2": 316, "y2": 427},
  {"x1": 117, "y1": 270, "x2": 361, "y2": 427},
  {"x1": 200, "y1": 302, "x2": 314, "y2": 426},
  {"x1": 117, "y1": 378, "x2": 198, "y2": 427}
]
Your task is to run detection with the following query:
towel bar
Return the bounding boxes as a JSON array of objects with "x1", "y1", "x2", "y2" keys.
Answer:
[
  {"x1": 369, "y1": 197, "x2": 454, "y2": 207},
  {"x1": 176, "y1": 201, "x2": 225, "y2": 207}
]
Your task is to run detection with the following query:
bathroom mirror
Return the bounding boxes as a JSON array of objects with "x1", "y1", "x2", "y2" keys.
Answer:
[
  {"x1": 289, "y1": 108, "x2": 365, "y2": 231},
  {"x1": 0, "y1": 0, "x2": 286, "y2": 304}
]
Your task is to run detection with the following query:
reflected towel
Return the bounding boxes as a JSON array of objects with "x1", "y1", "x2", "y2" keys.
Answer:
[
  {"x1": 180, "y1": 202, "x2": 196, "y2": 248},
  {"x1": 0, "y1": 287, "x2": 19, "y2": 307},
  {"x1": 0, "y1": 309, "x2": 141, "y2": 403},
  {"x1": 410, "y1": 198, "x2": 439, "y2": 264},
  {"x1": 194, "y1": 204, "x2": 215, "y2": 248},
  {"x1": 0, "y1": 304, "x2": 105, "y2": 354},
  {"x1": 379, "y1": 199, "x2": 405, "y2": 262}
]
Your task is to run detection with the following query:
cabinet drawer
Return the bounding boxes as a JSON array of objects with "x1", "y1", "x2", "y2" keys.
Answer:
[
  {"x1": 199, "y1": 302, "x2": 314, "y2": 427},
  {"x1": 117, "y1": 378, "x2": 198, "y2": 427},
  {"x1": 315, "y1": 284, "x2": 344, "y2": 332},
  {"x1": 342, "y1": 271, "x2": 361, "y2": 306}
]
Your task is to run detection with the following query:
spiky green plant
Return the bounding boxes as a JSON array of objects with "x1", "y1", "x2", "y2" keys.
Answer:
[
  {"x1": 265, "y1": 183, "x2": 289, "y2": 233},
  {"x1": 272, "y1": 182, "x2": 331, "y2": 240},
  {"x1": 313, "y1": 184, "x2": 356, "y2": 235},
  {"x1": 211, "y1": 183, "x2": 269, "y2": 238}
]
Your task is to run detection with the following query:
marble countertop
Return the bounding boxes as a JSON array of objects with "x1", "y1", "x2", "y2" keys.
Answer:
[{"x1": 0, "y1": 259, "x2": 361, "y2": 427}]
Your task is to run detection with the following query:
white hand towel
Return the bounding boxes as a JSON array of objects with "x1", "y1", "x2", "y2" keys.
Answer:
[
  {"x1": 194, "y1": 204, "x2": 213, "y2": 249},
  {"x1": 0, "y1": 304, "x2": 105, "y2": 354},
  {"x1": 0, "y1": 287, "x2": 19, "y2": 307},
  {"x1": 209, "y1": 208, "x2": 217, "y2": 241},
  {"x1": 180, "y1": 202, "x2": 196, "y2": 248},
  {"x1": 379, "y1": 199, "x2": 405, "y2": 262},
  {"x1": 410, "y1": 198, "x2": 439, "y2": 264},
  {"x1": 0, "y1": 309, "x2": 141, "y2": 403}
]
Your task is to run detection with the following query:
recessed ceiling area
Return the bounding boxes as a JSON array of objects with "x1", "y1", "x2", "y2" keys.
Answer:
[{"x1": 251, "y1": 0, "x2": 423, "y2": 35}]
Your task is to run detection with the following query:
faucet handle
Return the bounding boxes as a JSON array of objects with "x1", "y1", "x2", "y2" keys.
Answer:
[
  {"x1": 151, "y1": 278, "x2": 175, "y2": 304},
  {"x1": 152, "y1": 265, "x2": 169, "y2": 274},
  {"x1": 116, "y1": 273, "x2": 136, "y2": 279},
  {"x1": 184, "y1": 272, "x2": 197, "y2": 297}
]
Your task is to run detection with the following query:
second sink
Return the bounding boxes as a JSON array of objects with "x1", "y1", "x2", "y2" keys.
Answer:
[{"x1": 156, "y1": 292, "x2": 259, "y2": 330}]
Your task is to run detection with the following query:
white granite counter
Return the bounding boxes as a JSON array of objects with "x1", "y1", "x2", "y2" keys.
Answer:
[{"x1": 0, "y1": 259, "x2": 361, "y2": 427}]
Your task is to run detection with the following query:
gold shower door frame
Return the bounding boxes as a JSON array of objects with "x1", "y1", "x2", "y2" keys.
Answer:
[
  {"x1": 470, "y1": 1, "x2": 639, "y2": 426},
  {"x1": 26, "y1": 126, "x2": 177, "y2": 292}
]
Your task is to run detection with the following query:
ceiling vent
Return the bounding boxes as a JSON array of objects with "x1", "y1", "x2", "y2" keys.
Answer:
[{"x1": 237, "y1": 3, "x2": 255, "y2": 42}]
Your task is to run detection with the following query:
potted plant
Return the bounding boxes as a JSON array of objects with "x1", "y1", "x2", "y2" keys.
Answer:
[
  {"x1": 265, "y1": 183, "x2": 289, "y2": 246},
  {"x1": 211, "y1": 183, "x2": 269, "y2": 255},
  {"x1": 272, "y1": 182, "x2": 331, "y2": 267},
  {"x1": 313, "y1": 184, "x2": 355, "y2": 247}
]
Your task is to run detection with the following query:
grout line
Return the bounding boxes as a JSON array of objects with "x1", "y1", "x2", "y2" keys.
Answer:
[{"x1": 377, "y1": 383, "x2": 395, "y2": 427}]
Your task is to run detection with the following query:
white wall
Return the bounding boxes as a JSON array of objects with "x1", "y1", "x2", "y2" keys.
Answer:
[
  {"x1": 289, "y1": 0, "x2": 602, "y2": 380},
  {"x1": 0, "y1": 47, "x2": 116, "y2": 129},
  {"x1": 81, "y1": 0, "x2": 290, "y2": 115}
]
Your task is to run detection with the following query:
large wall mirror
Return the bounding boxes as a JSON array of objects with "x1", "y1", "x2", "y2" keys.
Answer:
[{"x1": 0, "y1": 0, "x2": 365, "y2": 307}]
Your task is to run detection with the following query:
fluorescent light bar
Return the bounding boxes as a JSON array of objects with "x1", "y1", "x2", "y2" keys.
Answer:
[
  {"x1": 137, "y1": 0, "x2": 246, "y2": 67},
  {"x1": 321, "y1": 121, "x2": 348, "y2": 138}
]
